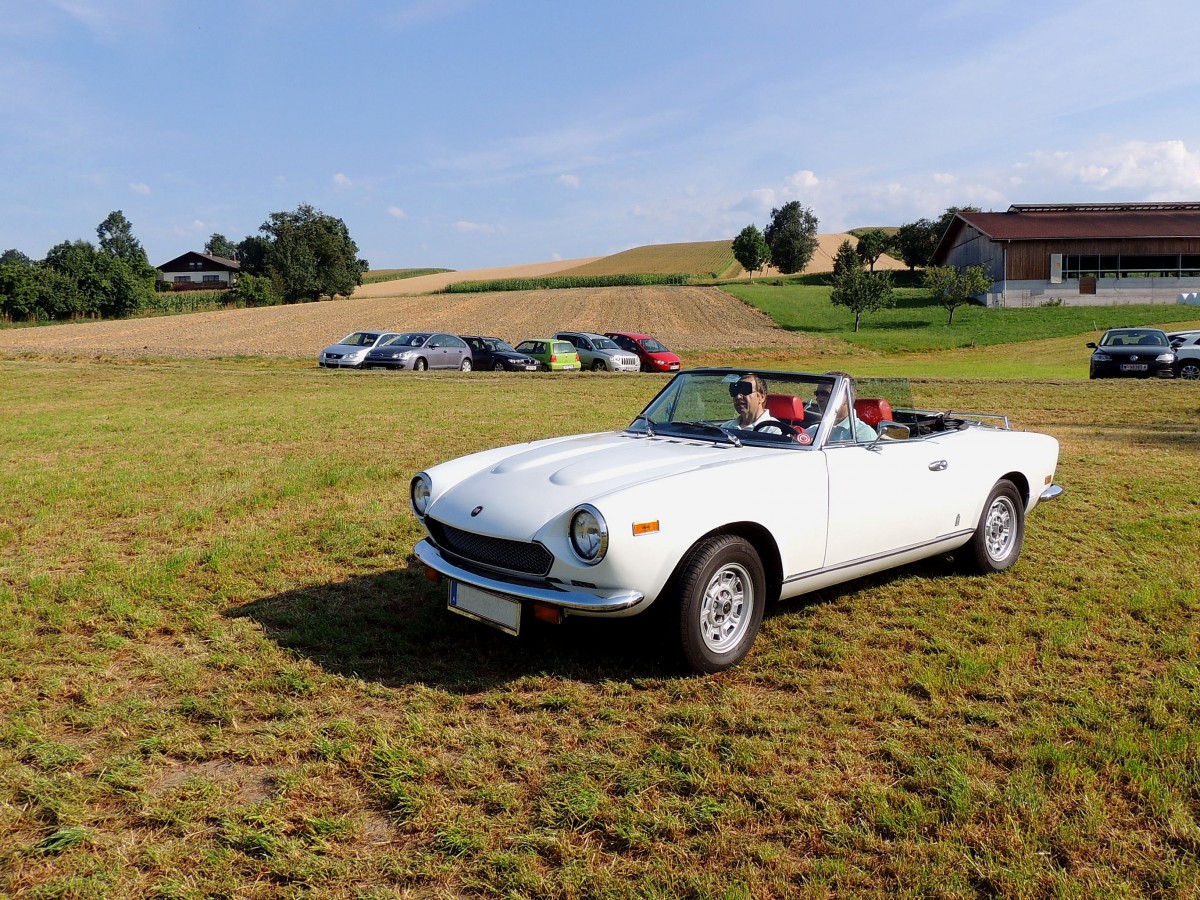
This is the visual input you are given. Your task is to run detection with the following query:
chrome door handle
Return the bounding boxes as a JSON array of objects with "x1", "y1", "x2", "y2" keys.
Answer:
[{"x1": 928, "y1": 460, "x2": 948, "y2": 471}]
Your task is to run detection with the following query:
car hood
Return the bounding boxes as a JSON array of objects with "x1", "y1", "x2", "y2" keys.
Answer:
[
  {"x1": 324, "y1": 343, "x2": 369, "y2": 354},
  {"x1": 1096, "y1": 345, "x2": 1171, "y2": 357},
  {"x1": 426, "y1": 431, "x2": 777, "y2": 538}
]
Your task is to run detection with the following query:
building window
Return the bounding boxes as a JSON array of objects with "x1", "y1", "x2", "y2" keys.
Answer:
[
  {"x1": 202, "y1": 275, "x2": 220, "y2": 282},
  {"x1": 174, "y1": 275, "x2": 192, "y2": 283},
  {"x1": 1062, "y1": 254, "x2": 1199, "y2": 280}
]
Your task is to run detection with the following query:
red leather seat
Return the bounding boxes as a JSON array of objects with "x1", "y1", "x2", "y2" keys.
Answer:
[
  {"x1": 765, "y1": 394, "x2": 809, "y2": 427},
  {"x1": 854, "y1": 398, "x2": 893, "y2": 427}
]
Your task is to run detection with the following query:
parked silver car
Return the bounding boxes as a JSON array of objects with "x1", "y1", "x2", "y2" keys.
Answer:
[
  {"x1": 362, "y1": 332, "x2": 473, "y2": 371},
  {"x1": 554, "y1": 331, "x2": 641, "y2": 372},
  {"x1": 319, "y1": 330, "x2": 400, "y2": 368},
  {"x1": 1168, "y1": 330, "x2": 1200, "y2": 379}
]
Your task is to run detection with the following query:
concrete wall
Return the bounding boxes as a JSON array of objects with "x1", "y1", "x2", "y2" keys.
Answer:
[{"x1": 989, "y1": 276, "x2": 1200, "y2": 307}]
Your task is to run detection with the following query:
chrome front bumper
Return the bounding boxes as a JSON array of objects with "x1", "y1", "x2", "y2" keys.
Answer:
[
  {"x1": 1039, "y1": 483, "x2": 1065, "y2": 503},
  {"x1": 413, "y1": 539, "x2": 646, "y2": 613}
]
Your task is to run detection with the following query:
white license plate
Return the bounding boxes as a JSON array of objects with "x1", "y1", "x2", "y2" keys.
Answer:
[
  {"x1": 1121, "y1": 364, "x2": 1148, "y2": 371},
  {"x1": 449, "y1": 581, "x2": 521, "y2": 635}
]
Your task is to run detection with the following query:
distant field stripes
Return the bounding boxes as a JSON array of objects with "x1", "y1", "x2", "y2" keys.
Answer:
[{"x1": 441, "y1": 273, "x2": 691, "y2": 293}]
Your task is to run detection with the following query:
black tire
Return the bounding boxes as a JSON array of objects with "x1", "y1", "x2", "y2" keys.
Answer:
[
  {"x1": 592, "y1": 359, "x2": 606, "y2": 372},
  {"x1": 414, "y1": 357, "x2": 427, "y2": 371},
  {"x1": 958, "y1": 480, "x2": 1025, "y2": 574},
  {"x1": 493, "y1": 361, "x2": 505, "y2": 371},
  {"x1": 460, "y1": 357, "x2": 472, "y2": 372},
  {"x1": 1178, "y1": 359, "x2": 1200, "y2": 380},
  {"x1": 673, "y1": 535, "x2": 766, "y2": 673}
]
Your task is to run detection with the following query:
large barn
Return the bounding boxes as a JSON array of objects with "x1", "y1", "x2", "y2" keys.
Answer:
[{"x1": 931, "y1": 202, "x2": 1200, "y2": 306}]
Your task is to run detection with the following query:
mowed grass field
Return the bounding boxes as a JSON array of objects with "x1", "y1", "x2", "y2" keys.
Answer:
[{"x1": 2, "y1": 351, "x2": 1199, "y2": 898}]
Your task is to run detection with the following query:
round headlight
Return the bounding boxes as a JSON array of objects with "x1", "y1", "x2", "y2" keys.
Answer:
[
  {"x1": 411, "y1": 473, "x2": 432, "y2": 517},
  {"x1": 569, "y1": 504, "x2": 608, "y2": 564}
]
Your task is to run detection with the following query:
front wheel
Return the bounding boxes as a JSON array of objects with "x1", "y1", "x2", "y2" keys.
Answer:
[
  {"x1": 673, "y1": 535, "x2": 765, "y2": 673},
  {"x1": 592, "y1": 359, "x2": 606, "y2": 372},
  {"x1": 414, "y1": 357, "x2": 427, "y2": 371},
  {"x1": 958, "y1": 480, "x2": 1025, "y2": 574},
  {"x1": 493, "y1": 361, "x2": 505, "y2": 371},
  {"x1": 1178, "y1": 359, "x2": 1200, "y2": 380},
  {"x1": 460, "y1": 357, "x2": 472, "y2": 372}
]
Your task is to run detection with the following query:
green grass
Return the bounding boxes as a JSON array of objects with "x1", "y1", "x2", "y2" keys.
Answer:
[
  {"x1": 1, "y1": 356, "x2": 1198, "y2": 897},
  {"x1": 722, "y1": 281, "x2": 1200, "y2": 352}
]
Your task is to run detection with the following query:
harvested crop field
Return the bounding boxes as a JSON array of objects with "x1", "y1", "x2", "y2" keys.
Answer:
[{"x1": 0, "y1": 286, "x2": 820, "y2": 360}]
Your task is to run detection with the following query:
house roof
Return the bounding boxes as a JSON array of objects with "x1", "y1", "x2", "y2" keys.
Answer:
[
  {"x1": 156, "y1": 250, "x2": 241, "y2": 272},
  {"x1": 933, "y1": 202, "x2": 1200, "y2": 262}
]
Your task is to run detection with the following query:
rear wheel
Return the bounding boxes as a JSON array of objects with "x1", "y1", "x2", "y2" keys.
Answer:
[
  {"x1": 414, "y1": 357, "x2": 427, "y2": 371},
  {"x1": 460, "y1": 358, "x2": 472, "y2": 372},
  {"x1": 1178, "y1": 359, "x2": 1200, "y2": 380},
  {"x1": 674, "y1": 535, "x2": 765, "y2": 673},
  {"x1": 958, "y1": 480, "x2": 1025, "y2": 574}
]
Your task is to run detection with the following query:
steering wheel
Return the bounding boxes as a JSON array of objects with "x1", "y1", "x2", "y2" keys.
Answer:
[{"x1": 753, "y1": 419, "x2": 798, "y2": 437}]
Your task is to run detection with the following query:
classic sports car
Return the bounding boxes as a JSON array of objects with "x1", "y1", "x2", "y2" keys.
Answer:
[{"x1": 411, "y1": 369, "x2": 1063, "y2": 673}]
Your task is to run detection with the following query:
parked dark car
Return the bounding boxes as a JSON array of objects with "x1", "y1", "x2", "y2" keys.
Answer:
[
  {"x1": 460, "y1": 335, "x2": 540, "y2": 371},
  {"x1": 1087, "y1": 328, "x2": 1176, "y2": 379},
  {"x1": 363, "y1": 332, "x2": 472, "y2": 371}
]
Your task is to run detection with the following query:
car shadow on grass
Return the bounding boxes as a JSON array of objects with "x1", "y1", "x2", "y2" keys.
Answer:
[
  {"x1": 225, "y1": 558, "x2": 687, "y2": 692},
  {"x1": 227, "y1": 554, "x2": 965, "y2": 693}
]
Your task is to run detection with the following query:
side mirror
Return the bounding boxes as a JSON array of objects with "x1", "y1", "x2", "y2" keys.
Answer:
[
  {"x1": 876, "y1": 421, "x2": 911, "y2": 441},
  {"x1": 1086, "y1": 342, "x2": 1097, "y2": 348}
]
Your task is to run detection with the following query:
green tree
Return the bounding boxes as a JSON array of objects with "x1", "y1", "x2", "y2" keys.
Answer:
[
  {"x1": 259, "y1": 204, "x2": 366, "y2": 302},
  {"x1": 855, "y1": 229, "x2": 892, "y2": 272},
  {"x1": 235, "y1": 235, "x2": 270, "y2": 276},
  {"x1": 0, "y1": 256, "x2": 49, "y2": 320},
  {"x1": 96, "y1": 211, "x2": 155, "y2": 280},
  {"x1": 894, "y1": 219, "x2": 939, "y2": 271},
  {"x1": 763, "y1": 201, "x2": 819, "y2": 275},
  {"x1": 830, "y1": 267, "x2": 894, "y2": 332},
  {"x1": 831, "y1": 239, "x2": 861, "y2": 279},
  {"x1": 205, "y1": 233, "x2": 238, "y2": 259},
  {"x1": 923, "y1": 264, "x2": 991, "y2": 324},
  {"x1": 44, "y1": 239, "x2": 154, "y2": 319},
  {"x1": 731, "y1": 225, "x2": 770, "y2": 281},
  {"x1": 1, "y1": 248, "x2": 33, "y2": 266},
  {"x1": 226, "y1": 273, "x2": 281, "y2": 307}
]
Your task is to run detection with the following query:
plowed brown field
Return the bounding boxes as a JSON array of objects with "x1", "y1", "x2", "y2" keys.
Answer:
[{"x1": 0, "y1": 286, "x2": 819, "y2": 360}]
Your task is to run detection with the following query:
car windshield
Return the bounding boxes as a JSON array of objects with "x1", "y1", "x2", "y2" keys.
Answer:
[
  {"x1": 340, "y1": 332, "x2": 380, "y2": 346},
  {"x1": 591, "y1": 337, "x2": 618, "y2": 350},
  {"x1": 1100, "y1": 330, "x2": 1167, "y2": 347},
  {"x1": 487, "y1": 339, "x2": 515, "y2": 352},
  {"x1": 386, "y1": 333, "x2": 431, "y2": 347},
  {"x1": 639, "y1": 337, "x2": 669, "y2": 353}
]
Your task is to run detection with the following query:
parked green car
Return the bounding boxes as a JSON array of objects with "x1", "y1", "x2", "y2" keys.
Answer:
[{"x1": 514, "y1": 338, "x2": 580, "y2": 371}]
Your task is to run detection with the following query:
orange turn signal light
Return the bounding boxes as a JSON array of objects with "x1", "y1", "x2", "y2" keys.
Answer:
[
  {"x1": 533, "y1": 603, "x2": 564, "y2": 625},
  {"x1": 632, "y1": 520, "x2": 660, "y2": 536},
  {"x1": 424, "y1": 566, "x2": 442, "y2": 584}
]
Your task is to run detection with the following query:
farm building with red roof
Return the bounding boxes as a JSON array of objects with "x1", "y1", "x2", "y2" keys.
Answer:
[{"x1": 931, "y1": 202, "x2": 1200, "y2": 306}]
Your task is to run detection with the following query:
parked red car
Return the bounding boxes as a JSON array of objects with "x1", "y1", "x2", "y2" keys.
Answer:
[{"x1": 604, "y1": 331, "x2": 682, "y2": 373}]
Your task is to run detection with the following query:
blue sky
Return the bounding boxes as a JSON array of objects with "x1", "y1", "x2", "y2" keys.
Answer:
[{"x1": 4, "y1": 0, "x2": 1200, "y2": 271}]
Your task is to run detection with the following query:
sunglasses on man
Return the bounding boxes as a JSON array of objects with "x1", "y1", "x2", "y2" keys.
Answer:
[{"x1": 728, "y1": 382, "x2": 757, "y2": 397}]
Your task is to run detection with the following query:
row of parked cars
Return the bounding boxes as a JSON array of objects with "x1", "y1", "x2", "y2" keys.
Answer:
[
  {"x1": 318, "y1": 330, "x2": 683, "y2": 373},
  {"x1": 1087, "y1": 327, "x2": 1200, "y2": 379}
]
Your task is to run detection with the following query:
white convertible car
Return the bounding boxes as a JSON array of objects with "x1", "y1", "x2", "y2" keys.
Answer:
[{"x1": 411, "y1": 369, "x2": 1063, "y2": 673}]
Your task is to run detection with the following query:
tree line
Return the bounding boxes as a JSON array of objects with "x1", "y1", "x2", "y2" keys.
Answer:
[
  {"x1": 0, "y1": 205, "x2": 367, "y2": 323},
  {"x1": 731, "y1": 203, "x2": 992, "y2": 327}
]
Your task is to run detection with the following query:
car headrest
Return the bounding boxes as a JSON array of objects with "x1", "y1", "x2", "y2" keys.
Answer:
[
  {"x1": 854, "y1": 398, "x2": 893, "y2": 427},
  {"x1": 765, "y1": 394, "x2": 807, "y2": 421}
]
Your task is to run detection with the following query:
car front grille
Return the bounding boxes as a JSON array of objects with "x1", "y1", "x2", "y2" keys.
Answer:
[{"x1": 426, "y1": 518, "x2": 554, "y2": 576}]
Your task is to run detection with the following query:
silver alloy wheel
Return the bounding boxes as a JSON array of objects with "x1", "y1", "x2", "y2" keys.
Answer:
[
  {"x1": 699, "y1": 562, "x2": 753, "y2": 653},
  {"x1": 460, "y1": 358, "x2": 472, "y2": 371},
  {"x1": 983, "y1": 494, "x2": 1018, "y2": 562},
  {"x1": 1179, "y1": 361, "x2": 1200, "y2": 380}
]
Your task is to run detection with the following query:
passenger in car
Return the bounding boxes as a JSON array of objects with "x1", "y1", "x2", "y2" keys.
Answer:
[
  {"x1": 808, "y1": 371, "x2": 877, "y2": 443},
  {"x1": 723, "y1": 374, "x2": 782, "y2": 433}
]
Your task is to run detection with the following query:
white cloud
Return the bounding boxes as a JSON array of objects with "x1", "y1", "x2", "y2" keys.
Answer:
[
  {"x1": 386, "y1": 205, "x2": 407, "y2": 218},
  {"x1": 171, "y1": 219, "x2": 208, "y2": 237},
  {"x1": 1024, "y1": 140, "x2": 1200, "y2": 194},
  {"x1": 129, "y1": 181, "x2": 150, "y2": 194},
  {"x1": 454, "y1": 220, "x2": 495, "y2": 235},
  {"x1": 386, "y1": 0, "x2": 477, "y2": 30},
  {"x1": 332, "y1": 172, "x2": 353, "y2": 189},
  {"x1": 557, "y1": 174, "x2": 579, "y2": 189}
]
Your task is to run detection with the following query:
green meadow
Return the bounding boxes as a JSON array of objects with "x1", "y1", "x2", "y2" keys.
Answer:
[{"x1": 1, "y1": 298, "x2": 1199, "y2": 896}]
